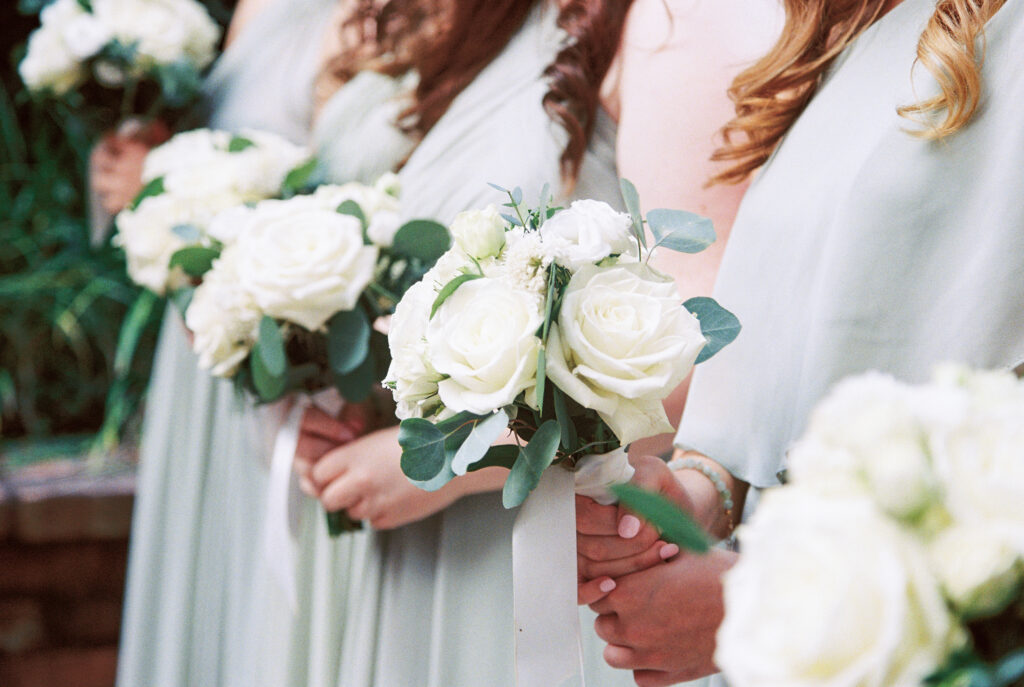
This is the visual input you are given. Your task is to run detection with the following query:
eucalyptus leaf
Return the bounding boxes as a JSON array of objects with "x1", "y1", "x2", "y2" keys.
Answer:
[
  {"x1": 325, "y1": 510, "x2": 362, "y2": 537},
  {"x1": 171, "y1": 223, "x2": 201, "y2": 242},
  {"x1": 399, "y1": 418, "x2": 448, "y2": 482},
  {"x1": 611, "y1": 483, "x2": 711, "y2": 553},
  {"x1": 501, "y1": 212, "x2": 523, "y2": 227},
  {"x1": 552, "y1": 387, "x2": 576, "y2": 451},
  {"x1": 154, "y1": 60, "x2": 203, "y2": 107},
  {"x1": 430, "y1": 273, "x2": 482, "y2": 319},
  {"x1": 336, "y1": 199, "x2": 367, "y2": 228},
  {"x1": 282, "y1": 157, "x2": 319, "y2": 195},
  {"x1": 619, "y1": 178, "x2": 646, "y2": 247},
  {"x1": 535, "y1": 346, "x2": 547, "y2": 415},
  {"x1": 334, "y1": 351, "x2": 375, "y2": 402},
  {"x1": 995, "y1": 650, "x2": 1024, "y2": 686},
  {"x1": 684, "y1": 297, "x2": 742, "y2": 364},
  {"x1": 392, "y1": 220, "x2": 451, "y2": 263},
  {"x1": 502, "y1": 420, "x2": 561, "y2": 508},
  {"x1": 647, "y1": 209, "x2": 715, "y2": 254},
  {"x1": 511, "y1": 186, "x2": 523, "y2": 205},
  {"x1": 327, "y1": 308, "x2": 370, "y2": 375},
  {"x1": 228, "y1": 135, "x2": 256, "y2": 152},
  {"x1": 467, "y1": 445, "x2": 519, "y2": 471},
  {"x1": 129, "y1": 176, "x2": 164, "y2": 209},
  {"x1": 451, "y1": 409, "x2": 510, "y2": 475},
  {"x1": 487, "y1": 182, "x2": 509, "y2": 193},
  {"x1": 169, "y1": 245, "x2": 219, "y2": 277},
  {"x1": 250, "y1": 316, "x2": 288, "y2": 401}
]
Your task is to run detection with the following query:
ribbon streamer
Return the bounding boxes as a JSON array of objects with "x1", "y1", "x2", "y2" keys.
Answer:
[
  {"x1": 512, "y1": 447, "x2": 633, "y2": 687},
  {"x1": 262, "y1": 390, "x2": 343, "y2": 610}
]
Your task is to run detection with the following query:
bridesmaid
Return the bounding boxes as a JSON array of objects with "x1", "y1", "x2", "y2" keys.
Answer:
[
  {"x1": 297, "y1": 0, "x2": 777, "y2": 684},
  {"x1": 577, "y1": 0, "x2": 1024, "y2": 685},
  {"x1": 104, "y1": 1, "x2": 338, "y2": 685}
]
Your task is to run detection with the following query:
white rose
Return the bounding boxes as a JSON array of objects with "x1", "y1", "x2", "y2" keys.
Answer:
[
  {"x1": 426, "y1": 278, "x2": 543, "y2": 414},
  {"x1": 449, "y1": 205, "x2": 507, "y2": 260},
  {"x1": 367, "y1": 210, "x2": 403, "y2": 247},
  {"x1": 385, "y1": 279, "x2": 445, "y2": 419},
  {"x1": 540, "y1": 199, "x2": 636, "y2": 270},
  {"x1": 545, "y1": 263, "x2": 705, "y2": 445},
  {"x1": 142, "y1": 129, "x2": 231, "y2": 181},
  {"x1": 930, "y1": 392, "x2": 1024, "y2": 554},
  {"x1": 61, "y1": 12, "x2": 112, "y2": 60},
  {"x1": 789, "y1": 373, "x2": 943, "y2": 520},
  {"x1": 232, "y1": 206, "x2": 378, "y2": 331},
  {"x1": 231, "y1": 129, "x2": 310, "y2": 197},
  {"x1": 718, "y1": 488, "x2": 963, "y2": 687},
  {"x1": 929, "y1": 523, "x2": 1023, "y2": 618},
  {"x1": 185, "y1": 252, "x2": 261, "y2": 377},
  {"x1": 19, "y1": 24, "x2": 84, "y2": 94},
  {"x1": 92, "y1": 0, "x2": 220, "y2": 68},
  {"x1": 113, "y1": 194, "x2": 206, "y2": 294}
]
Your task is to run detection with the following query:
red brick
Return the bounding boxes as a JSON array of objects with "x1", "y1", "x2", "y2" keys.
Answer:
[
  {"x1": 0, "y1": 598, "x2": 46, "y2": 654},
  {"x1": 0, "y1": 542, "x2": 128, "y2": 597},
  {"x1": 46, "y1": 597, "x2": 123, "y2": 646},
  {"x1": 0, "y1": 645, "x2": 117, "y2": 687}
]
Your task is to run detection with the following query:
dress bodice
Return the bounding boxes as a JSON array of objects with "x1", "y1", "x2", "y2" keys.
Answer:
[
  {"x1": 202, "y1": 0, "x2": 336, "y2": 142},
  {"x1": 676, "y1": 0, "x2": 1024, "y2": 488}
]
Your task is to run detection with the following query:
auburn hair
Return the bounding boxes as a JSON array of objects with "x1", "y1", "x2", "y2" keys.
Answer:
[
  {"x1": 328, "y1": 0, "x2": 634, "y2": 185},
  {"x1": 711, "y1": 0, "x2": 1007, "y2": 185}
]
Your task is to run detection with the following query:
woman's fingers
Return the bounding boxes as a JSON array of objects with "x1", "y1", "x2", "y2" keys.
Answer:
[
  {"x1": 301, "y1": 405, "x2": 357, "y2": 443},
  {"x1": 576, "y1": 495, "x2": 619, "y2": 536},
  {"x1": 578, "y1": 541, "x2": 677, "y2": 581},
  {"x1": 578, "y1": 576, "x2": 616, "y2": 605}
]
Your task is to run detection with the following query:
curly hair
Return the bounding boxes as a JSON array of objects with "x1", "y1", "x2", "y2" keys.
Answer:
[
  {"x1": 710, "y1": 0, "x2": 1007, "y2": 185},
  {"x1": 327, "y1": 0, "x2": 634, "y2": 185}
]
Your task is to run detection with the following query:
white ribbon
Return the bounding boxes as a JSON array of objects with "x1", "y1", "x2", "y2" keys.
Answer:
[
  {"x1": 512, "y1": 447, "x2": 634, "y2": 687},
  {"x1": 262, "y1": 390, "x2": 343, "y2": 610}
]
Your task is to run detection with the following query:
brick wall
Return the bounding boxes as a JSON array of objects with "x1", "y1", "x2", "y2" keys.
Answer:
[{"x1": 0, "y1": 459, "x2": 134, "y2": 687}]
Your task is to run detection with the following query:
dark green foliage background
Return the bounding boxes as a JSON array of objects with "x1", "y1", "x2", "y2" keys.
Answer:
[{"x1": 0, "y1": 1, "x2": 234, "y2": 445}]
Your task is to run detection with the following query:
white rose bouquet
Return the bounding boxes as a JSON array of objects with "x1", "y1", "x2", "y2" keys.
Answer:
[
  {"x1": 112, "y1": 127, "x2": 313, "y2": 295},
  {"x1": 388, "y1": 181, "x2": 740, "y2": 507},
  {"x1": 183, "y1": 179, "x2": 449, "y2": 405},
  {"x1": 711, "y1": 365, "x2": 1024, "y2": 687},
  {"x1": 18, "y1": 0, "x2": 221, "y2": 132}
]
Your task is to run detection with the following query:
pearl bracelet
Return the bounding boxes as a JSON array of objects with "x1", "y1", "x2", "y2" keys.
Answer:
[{"x1": 667, "y1": 457, "x2": 735, "y2": 536}]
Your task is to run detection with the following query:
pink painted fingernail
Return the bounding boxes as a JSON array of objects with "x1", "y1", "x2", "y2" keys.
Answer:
[
  {"x1": 659, "y1": 543, "x2": 680, "y2": 560},
  {"x1": 618, "y1": 515, "x2": 641, "y2": 539},
  {"x1": 599, "y1": 579, "x2": 616, "y2": 593}
]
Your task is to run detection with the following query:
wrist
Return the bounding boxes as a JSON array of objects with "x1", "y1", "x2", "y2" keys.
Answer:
[{"x1": 669, "y1": 451, "x2": 738, "y2": 540}]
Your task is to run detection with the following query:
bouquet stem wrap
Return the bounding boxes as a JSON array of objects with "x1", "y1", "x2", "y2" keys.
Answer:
[
  {"x1": 512, "y1": 448, "x2": 634, "y2": 687},
  {"x1": 263, "y1": 390, "x2": 343, "y2": 610}
]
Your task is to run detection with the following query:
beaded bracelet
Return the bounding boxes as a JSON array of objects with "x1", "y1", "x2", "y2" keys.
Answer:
[{"x1": 667, "y1": 456, "x2": 735, "y2": 536}]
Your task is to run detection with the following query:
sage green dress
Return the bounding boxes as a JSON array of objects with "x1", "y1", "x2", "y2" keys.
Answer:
[
  {"x1": 115, "y1": 2, "x2": 335, "y2": 685},
  {"x1": 334, "y1": 3, "x2": 644, "y2": 685},
  {"x1": 676, "y1": 2, "x2": 1024, "y2": 680},
  {"x1": 235, "y1": 70, "x2": 417, "y2": 687}
]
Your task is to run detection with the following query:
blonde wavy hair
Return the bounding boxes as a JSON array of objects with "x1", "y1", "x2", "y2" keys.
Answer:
[{"x1": 711, "y1": 0, "x2": 1007, "y2": 184}]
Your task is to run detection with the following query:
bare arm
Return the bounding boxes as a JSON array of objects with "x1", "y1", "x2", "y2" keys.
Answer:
[{"x1": 607, "y1": 0, "x2": 781, "y2": 456}]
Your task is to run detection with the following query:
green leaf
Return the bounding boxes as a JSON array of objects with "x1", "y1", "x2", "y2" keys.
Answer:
[
  {"x1": 511, "y1": 186, "x2": 523, "y2": 205},
  {"x1": 467, "y1": 444, "x2": 519, "y2": 471},
  {"x1": 168, "y1": 245, "x2": 219, "y2": 277},
  {"x1": 325, "y1": 510, "x2": 362, "y2": 537},
  {"x1": 684, "y1": 297, "x2": 741, "y2": 364},
  {"x1": 502, "y1": 420, "x2": 561, "y2": 508},
  {"x1": 611, "y1": 483, "x2": 711, "y2": 553},
  {"x1": 619, "y1": 178, "x2": 646, "y2": 247},
  {"x1": 552, "y1": 387, "x2": 576, "y2": 451},
  {"x1": 535, "y1": 346, "x2": 547, "y2": 415},
  {"x1": 647, "y1": 209, "x2": 715, "y2": 254},
  {"x1": 391, "y1": 220, "x2": 451, "y2": 263},
  {"x1": 336, "y1": 199, "x2": 367, "y2": 228},
  {"x1": 333, "y1": 351, "x2": 375, "y2": 402},
  {"x1": 399, "y1": 418, "x2": 448, "y2": 481},
  {"x1": 996, "y1": 650, "x2": 1024, "y2": 686},
  {"x1": 327, "y1": 308, "x2": 370, "y2": 375},
  {"x1": 113, "y1": 290, "x2": 158, "y2": 376},
  {"x1": 153, "y1": 60, "x2": 203, "y2": 108},
  {"x1": 281, "y1": 157, "x2": 319, "y2": 195},
  {"x1": 487, "y1": 182, "x2": 509, "y2": 193},
  {"x1": 501, "y1": 212, "x2": 523, "y2": 227},
  {"x1": 430, "y1": 273, "x2": 482, "y2": 319},
  {"x1": 128, "y1": 176, "x2": 164, "y2": 209},
  {"x1": 228, "y1": 135, "x2": 256, "y2": 152},
  {"x1": 250, "y1": 316, "x2": 288, "y2": 401},
  {"x1": 451, "y1": 409, "x2": 510, "y2": 475}
]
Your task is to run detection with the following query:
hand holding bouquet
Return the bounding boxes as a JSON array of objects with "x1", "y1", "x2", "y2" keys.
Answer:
[{"x1": 388, "y1": 181, "x2": 740, "y2": 506}]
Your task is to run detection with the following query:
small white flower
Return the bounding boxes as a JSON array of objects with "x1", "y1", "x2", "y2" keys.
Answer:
[
  {"x1": 367, "y1": 210, "x2": 403, "y2": 248},
  {"x1": 185, "y1": 251, "x2": 261, "y2": 377},
  {"x1": 385, "y1": 279, "x2": 444, "y2": 419},
  {"x1": 540, "y1": 199, "x2": 636, "y2": 270},
  {"x1": 449, "y1": 205, "x2": 507, "y2": 260}
]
